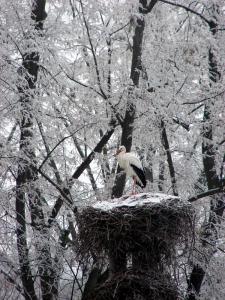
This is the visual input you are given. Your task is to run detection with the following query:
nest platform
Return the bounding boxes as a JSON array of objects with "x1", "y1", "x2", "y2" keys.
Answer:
[
  {"x1": 77, "y1": 193, "x2": 194, "y2": 300},
  {"x1": 78, "y1": 193, "x2": 193, "y2": 266}
]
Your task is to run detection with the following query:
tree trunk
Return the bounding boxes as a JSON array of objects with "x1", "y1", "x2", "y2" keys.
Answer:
[
  {"x1": 16, "y1": 1, "x2": 58, "y2": 299},
  {"x1": 187, "y1": 6, "x2": 223, "y2": 299},
  {"x1": 16, "y1": 173, "x2": 38, "y2": 300},
  {"x1": 112, "y1": 0, "x2": 159, "y2": 198}
]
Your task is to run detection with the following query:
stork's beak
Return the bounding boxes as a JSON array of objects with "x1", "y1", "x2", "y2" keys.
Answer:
[{"x1": 113, "y1": 149, "x2": 120, "y2": 157}]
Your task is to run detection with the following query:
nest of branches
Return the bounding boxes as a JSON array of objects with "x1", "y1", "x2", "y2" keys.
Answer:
[
  {"x1": 77, "y1": 194, "x2": 194, "y2": 263},
  {"x1": 83, "y1": 270, "x2": 180, "y2": 300}
]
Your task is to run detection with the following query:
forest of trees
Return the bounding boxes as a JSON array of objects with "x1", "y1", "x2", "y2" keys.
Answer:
[{"x1": 0, "y1": 0, "x2": 225, "y2": 299}]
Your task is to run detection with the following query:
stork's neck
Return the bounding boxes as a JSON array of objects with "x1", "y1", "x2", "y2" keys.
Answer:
[
  {"x1": 118, "y1": 150, "x2": 126, "y2": 156},
  {"x1": 117, "y1": 151, "x2": 127, "y2": 169}
]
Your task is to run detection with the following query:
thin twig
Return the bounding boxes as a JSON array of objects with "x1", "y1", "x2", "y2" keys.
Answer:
[
  {"x1": 79, "y1": 0, "x2": 107, "y2": 99},
  {"x1": 37, "y1": 168, "x2": 73, "y2": 206},
  {"x1": 183, "y1": 90, "x2": 225, "y2": 105},
  {"x1": 200, "y1": 238, "x2": 225, "y2": 254},
  {"x1": 38, "y1": 126, "x2": 86, "y2": 170},
  {"x1": 109, "y1": 22, "x2": 130, "y2": 37}
]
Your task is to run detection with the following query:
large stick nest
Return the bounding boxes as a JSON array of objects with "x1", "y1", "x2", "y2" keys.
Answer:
[
  {"x1": 83, "y1": 270, "x2": 180, "y2": 300},
  {"x1": 77, "y1": 193, "x2": 194, "y2": 260}
]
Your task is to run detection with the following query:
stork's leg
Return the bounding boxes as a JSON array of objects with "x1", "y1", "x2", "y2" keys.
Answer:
[{"x1": 131, "y1": 177, "x2": 136, "y2": 195}]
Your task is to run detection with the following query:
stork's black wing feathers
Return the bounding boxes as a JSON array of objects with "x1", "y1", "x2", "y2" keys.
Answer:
[{"x1": 130, "y1": 164, "x2": 146, "y2": 188}]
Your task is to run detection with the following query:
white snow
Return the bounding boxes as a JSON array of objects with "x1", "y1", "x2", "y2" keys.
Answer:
[{"x1": 92, "y1": 193, "x2": 180, "y2": 211}]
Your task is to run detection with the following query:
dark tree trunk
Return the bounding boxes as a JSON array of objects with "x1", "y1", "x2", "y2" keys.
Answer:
[
  {"x1": 16, "y1": 174, "x2": 38, "y2": 300},
  {"x1": 16, "y1": 1, "x2": 58, "y2": 299},
  {"x1": 187, "y1": 6, "x2": 224, "y2": 299},
  {"x1": 112, "y1": 0, "x2": 158, "y2": 198},
  {"x1": 111, "y1": 88, "x2": 136, "y2": 198},
  {"x1": 187, "y1": 265, "x2": 205, "y2": 300},
  {"x1": 158, "y1": 159, "x2": 165, "y2": 192},
  {"x1": 81, "y1": 268, "x2": 102, "y2": 300}
]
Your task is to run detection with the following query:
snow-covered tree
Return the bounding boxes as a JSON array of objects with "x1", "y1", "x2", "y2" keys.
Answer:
[{"x1": 0, "y1": 0, "x2": 225, "y2": 299}]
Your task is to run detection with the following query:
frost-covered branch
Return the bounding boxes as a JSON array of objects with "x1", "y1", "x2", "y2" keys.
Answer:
[
  {"x1": 37, "y1": 120, "x2": 63, "y2": 185},
  {"x1": 159, "y1": 0, "x2": 211, "y2": 26},
  {"x1": 160, "y1": 120, "x2": 178, "y2": 196},
  {"x1": 0, "y1": 269, "x2": 24, "y2": 296},
  {"x1": 47, "y1": 118, "x2": 117, "y2": 224},
  {"x1": 79, "y1": 0, "x2": 106, "y2": 98},
  {"x1": 38, "y1": 126, "x2": 86, "y2": 171},
  {"x1": 188, "y1": 187, "x2": 225, "y2": 203}
]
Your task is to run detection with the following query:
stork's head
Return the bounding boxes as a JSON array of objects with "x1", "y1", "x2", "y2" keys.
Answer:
[{"x1": 115, "y1": 145, "x2": 126, "y2": 156}]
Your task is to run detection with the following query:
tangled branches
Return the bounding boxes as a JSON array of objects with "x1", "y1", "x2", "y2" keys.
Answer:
[
  {"x1": 77, "y1": 193, "x2": 194, "y2": 300},
  {"x1": 77, "y1": 194, "x2": 194, "y2": 264}
]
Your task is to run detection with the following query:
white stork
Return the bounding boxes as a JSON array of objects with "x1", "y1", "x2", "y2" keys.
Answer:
[{"x1": 115, "y1": 145, "x2": 146, "y2": 195}]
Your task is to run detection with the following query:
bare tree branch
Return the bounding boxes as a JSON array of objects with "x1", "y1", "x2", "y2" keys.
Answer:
[
  {"x1": 79, "y1": 0, "x2": 107, "y2": 98},
  {"x1": 172, "y1": 117, "x2": 190, "y2": 131},
  {"x1": 0, "y1": 269, "x2": 24, "y2": 296},
  {"x1": 188, "y1": 187, "x2": 225, "y2": 203},
  {"x1": 47, "y1": 119, "x2": 117, "y2": 225},
  {"x1": 159, "y1": 0, "x2": 211, "y2": 25},
  {"x1": 160, "y1": 120, "x2": 178, "y2": 196},
  {"x1": 38, "y1": 126, "x2": 86, "y2": 171},
  {"x1": 37, "y1": 120, "x2": 63, "y2": 185}
]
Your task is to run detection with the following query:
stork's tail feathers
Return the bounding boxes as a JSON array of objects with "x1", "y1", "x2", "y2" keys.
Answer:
[{"x1": 130, "y1": 164, "x2": 146, "y2": 188}]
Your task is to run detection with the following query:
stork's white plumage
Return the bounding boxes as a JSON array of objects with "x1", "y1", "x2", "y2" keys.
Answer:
[{"x1": 115, "y1": 145, "x2": 146, "y2": 194}]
